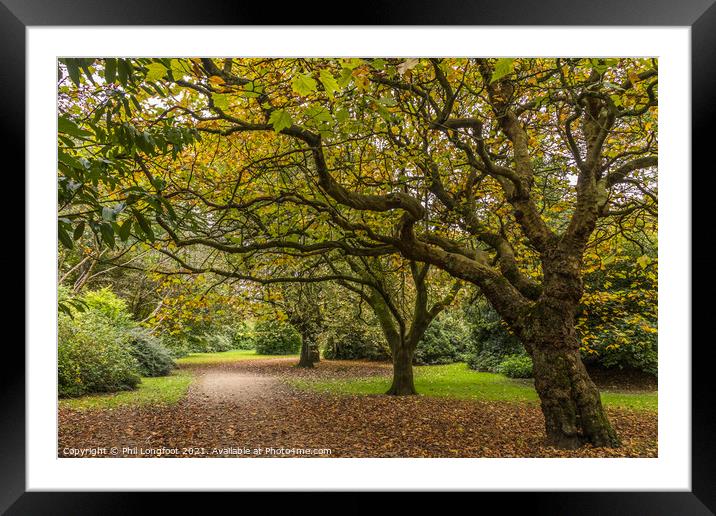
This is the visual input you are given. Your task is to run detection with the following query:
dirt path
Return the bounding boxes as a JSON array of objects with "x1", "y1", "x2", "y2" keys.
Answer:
[
  {"x1": 191, "y1": 371, "x2": 281, "y2": 404},
  {"x1": 58, "y1": 357, "x2": 658, "y2": 458}
]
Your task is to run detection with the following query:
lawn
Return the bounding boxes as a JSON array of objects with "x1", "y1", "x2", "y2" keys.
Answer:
[
  {"x1": 176, "y1": 348, "x2": 297, "y2": 366},
  {"x1": 59, "y1": 371, "x2": 193, "y2": 411},
  {"x1": 289, "y1": 363, "x2": 658, "y2": 412}
]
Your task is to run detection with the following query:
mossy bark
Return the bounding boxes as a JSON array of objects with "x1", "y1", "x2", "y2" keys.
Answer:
[
  {"x1": 521, "y1": 283, "x2": 619, "y2": 448},
  {"x1": 531, "y1": 344, "x2": 619, "y2": 448}
]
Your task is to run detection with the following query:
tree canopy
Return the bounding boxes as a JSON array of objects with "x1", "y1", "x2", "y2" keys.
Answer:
[{"x1": 57, "y1": 57, "x2": 657, "y2": 448}]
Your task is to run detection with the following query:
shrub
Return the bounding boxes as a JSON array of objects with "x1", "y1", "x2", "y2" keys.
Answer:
[
  {"x1": 79, "y1": 287, "x2": 132, "y2": 323},
  {"x1": 466, "y1": 352, "x2": 503, "y2": 373},
  {"x1": 414, "y1": 320, "x2": 459, "y2": 365},
  {"x1": 126, "y1": 327, "x2": 175, "y2": 377},
  {"x1": 321, "y1": 323, "x2": 389, "y2": 360},
  {"x1": 58, "y1": 310, "x2": 140, "y2": 397},
  {"x1": 415, "y1": 311, "x2": 475, "y2": 365},
  {"x1": 181, "y1": 332, "x2": 227, "y2": 353},
  {"x1": 497, "y1": 354, "x2": 534, "y2": 378},
  {"x1": 586, "y1": 337, "x2": 658, "y2": 377},
  {"x1": 159, "y1": 334, "x2": 192, "y2": 358},
  {"x1": 464, "y1": 300, "x2": 524, "y2": 372},
  {"x1": 207, "y1": 331, "x2": 234, "y2": 352},
  {"x1": 229, "y1": 322, "x2": 256, "y2": 350},
  {"x1": 254, "y1": 320, "x2": 301, "y2": 355},
  {"x1": 577, "y1": 244, "x2": 658, "y2": 376},
  {"x1": 578, "y1": 305, "x2": 658, "y2": 376}
]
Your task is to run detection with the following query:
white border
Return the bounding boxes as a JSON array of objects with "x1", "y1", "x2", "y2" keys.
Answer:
[{"x1": 27, "y1": 27, "x2": 691, "y2": 491}]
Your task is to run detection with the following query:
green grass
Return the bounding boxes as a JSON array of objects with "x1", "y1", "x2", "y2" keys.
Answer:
[
  {"x1": 176, "y1": 348, "x2": 297, "y2": 366},
  {"x1": 290, "y1": 363, "x2": 657, "y2": 412},
  {"x1": 59, "y1": 371, "x2": 193, "y2": 411}
]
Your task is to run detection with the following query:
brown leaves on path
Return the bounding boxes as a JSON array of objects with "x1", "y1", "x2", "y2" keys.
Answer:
[{"x1": 58, "y1": 358, "x2": 657, "y2": 458}]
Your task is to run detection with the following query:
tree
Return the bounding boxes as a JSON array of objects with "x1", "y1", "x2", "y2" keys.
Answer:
[
  {"x1": 261, "y1": 281, "x2": 324, "y2": 368},
  {"x1": 57, "y1": 57, "x2": 657, "y2": 448},
  {"x1": 329, "y1": 255, "x2": 461, "y2": 394}
]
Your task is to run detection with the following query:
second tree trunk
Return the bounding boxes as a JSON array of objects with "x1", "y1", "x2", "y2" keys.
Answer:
[{"x1": 386, "y1": 342, "x2": 417, "y2": 395}]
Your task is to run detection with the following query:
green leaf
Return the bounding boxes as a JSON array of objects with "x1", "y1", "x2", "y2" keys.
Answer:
[
  {"x1": 268, "y1": 109, "x2": 293, "y2": 132},
  {"x1": 170, "y1": 59, "x2": 188, "y2": 80},
  {"x1": 117, "y1": 59, "x2": 132, "y2": 86},
  {"x1": 58, "y1": 223, "x2": 73, "y2": 249},
  {"x1": 237, "y1": 81, "x2": 264, "y2": 98},
  {"x1": 64, "y1": 59, "x2": 81, "y2": 87},
  {"x1": 117, "y1": 219, "x2": 133, "y2": 242},
  {"x1": 73, "y1": 221, "x2": 85, "y2": 240},
  {"x1": 99, "y1": 222, "x2": 115, "y2": 247},
  {"x1": 58, "y1": 116, "x2": 92, "y2": 138},
  {"x1": 211, "y1": 93, "x2": 230, "y2": 110},
  {"x1": 145, "y1": 62, "x2": 168, "y2": 82},
  {"x1": 340, "y1": 58, "x2": 363, "y2": 70},
  {"x1": 101, "y1": 206, "x2": 115, "y2": 222},
  {"x1": 104, "y1": 58, "x2": 117, "y2": 84},
  {"x1": 305, "y1": 105, "x2": 333, "y2": 124},
  {"x1": 335, "y1": 108, "x2": 349, "y2": 124},
  {"x1": 292, "y1": 73, "x2": 317, "y2": 96},
  {"x1": 636, "y1": 255, "x2": 652, "y2": 269},
  {"x1": 491, "y1": 58, "x2": 514, "y2": 83},
  {"x1": 337, "y1": 67, "x2": 353, "y2": 88},
  {"x1": 133, "y1": 210, "x2": 155, "y2": 241},
  {"x1": 319, "y1": 70, "x2": 340, "y2": 100}
]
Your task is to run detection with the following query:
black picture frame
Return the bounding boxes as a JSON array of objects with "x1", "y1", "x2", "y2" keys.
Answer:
[{"x1": 3, "y1": 1, "x2": 712, "y2": 512}]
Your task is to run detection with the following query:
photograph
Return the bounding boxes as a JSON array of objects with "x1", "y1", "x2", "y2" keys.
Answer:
[{"x1": 56, "y1": 56, "x2": 659, "y2": 459}]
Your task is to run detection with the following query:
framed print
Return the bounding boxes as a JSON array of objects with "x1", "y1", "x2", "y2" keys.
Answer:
[{"x1": 3, "y1": 0, "x2": 714, "y2": 512}]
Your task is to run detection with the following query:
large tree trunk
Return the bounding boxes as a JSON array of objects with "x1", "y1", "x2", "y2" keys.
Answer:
[
  {"x1": 310, "y1": 344, "x2": 320, "y2": 363},
  {"x1": 522, "y1": 293, "x2": 619, "y2": 448},
  {"x1": 531, "y1": 343, "x2": 618, "y2": 448},
  {"x1": 297, "y1": 330, "x2": 320, "y2": 368},
  {"x1": 297, "y1": 338, "x2": 315, "y2": 368},
  {"x1": 386, "y1": 340, "x2": 417, "y2": 395}
]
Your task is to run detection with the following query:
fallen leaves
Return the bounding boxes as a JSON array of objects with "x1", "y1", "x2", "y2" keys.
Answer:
[{"x1": 58, "y1": 358, "x2": 657, "y2": 458}]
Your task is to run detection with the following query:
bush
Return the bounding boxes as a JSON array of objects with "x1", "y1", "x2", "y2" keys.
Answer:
[
  {"x1": 58, "y1": 309, "x2": 140, "y2": 398},
  {"x1": 126, "y1": 327, "x2": 175, "y2": 377},
  {"x1": 321, "y1": 323, "x2": 389, "y2": 360},
  {"x1": 207, "y1": 331, "x2": 234, "y2": 352},
  {"x1": 585, "y1": 337, "x2": 658, "y2": 377},
  {"x1": 159, "y1": 334, "x2": 192, "y2": 358},
  {"x1": 254, "y1": 320, "x2": 301, "y2": 355},
  {"x1": 229, "y1": 322, "x2": 256, "y2": 350},
  {"x1": 183, "y1": 331, "x2": 234, "y2": 353},
  {"x1": 414, "y1": 311, "x2": 474, "y2": 365},
  {"x1": 79, "y1": 287, "x2": 132, "y2": 323},
  {"x1": 497, "y1": 354, "x2": 534, "y2": 378},
  {"x1": 464, "y1": 300, "x2": 524, "y2": 372},
  {"x1": 466, "y1": 352, "x2": 503, "y2": 373},
  {"x1": 578, "y1": 303, "x2": 658, "y2": 376},
  {"x1": 414, "y1": 320, "x2": 458, "y2": 365},
  {"x1": 159, "y1": 327, "x2": 237, "y2": 356}
]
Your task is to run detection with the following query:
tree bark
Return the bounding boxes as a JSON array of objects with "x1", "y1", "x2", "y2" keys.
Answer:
[
  {"x1": 521, "y1": 288, "x2": 619, "y2": 448},
  {"x1": 297, "y1": 328, "x2": 320, "y2": 368},
  {"x1": 531, "y1": 343, "x2": 618, "y2": 448},
  {"x1": 386, "y1": 340, "x2": 417, "y2": 395},
  {"x1": 297, "y1": 337, "x2": 315, "y2": 368}
]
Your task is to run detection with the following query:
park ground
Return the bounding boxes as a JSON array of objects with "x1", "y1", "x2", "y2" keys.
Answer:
[{"x1": 58, "y1": 351, "x2": 657, "y2": 458}]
